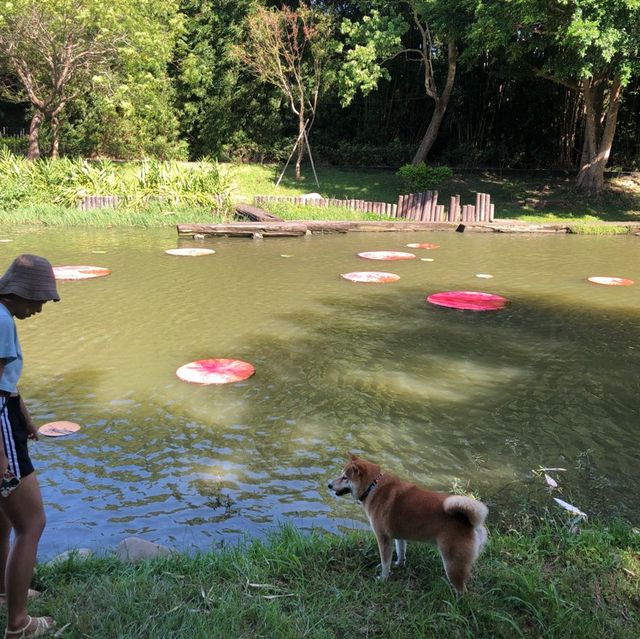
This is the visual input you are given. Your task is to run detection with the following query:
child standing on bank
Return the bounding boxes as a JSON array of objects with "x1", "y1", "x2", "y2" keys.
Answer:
[{"x1": 0, "y1": 255, "x2": 60, "y2": 638}]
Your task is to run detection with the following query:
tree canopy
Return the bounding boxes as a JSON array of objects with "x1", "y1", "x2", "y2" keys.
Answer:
[{"x1": 1, "y1": 0, "x2": 640, "y2": 193}]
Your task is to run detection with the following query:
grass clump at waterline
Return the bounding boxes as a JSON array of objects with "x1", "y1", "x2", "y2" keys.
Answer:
[
  {"x1": 18, "y1": 517, "x2": 639, "y2": 639},
  {"x1": 0, "y1": 204, "x2": 233, "y2": 228}
]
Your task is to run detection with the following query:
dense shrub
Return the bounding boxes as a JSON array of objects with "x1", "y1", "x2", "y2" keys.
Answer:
[
  {"x1": 314, "y1": 139, "x2": 414, "y2": 167},
  {"x1": 0, "y1": 136, "x2": 28, "y2": 157},
  {"x1": 396, "y1": 163, "x2": 454, "y2": 191},
  {"x1": 0, "y1": 150, "x2": 233, "y2": 211}
]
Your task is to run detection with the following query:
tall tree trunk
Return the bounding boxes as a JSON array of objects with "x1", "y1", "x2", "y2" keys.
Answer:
[
  {"x1": 411, "y1": 39, "x2": 457, "y2": 165},
  {"x1": 27, "y1": 110, "x2": 44, "y2": 160},
  {"x1": 50, "y1": 113, "x2": 60, "y2": 159},
  {"x1": 295, "y1": 109, "x2": 305, "y2": 181},
  {"x1": 576, "y1": 77, "x2": 622, "y2": 195},
  {"x1": 411, "y1": 99, "x2": 447, "y2": 165}
]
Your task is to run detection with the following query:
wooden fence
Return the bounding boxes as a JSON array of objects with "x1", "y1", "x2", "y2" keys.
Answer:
[
  {"x1": 254, "y1": 192, "x2": 494, "y2": 223},
  {"x1": 254, "y1": 195, "x2": 397, "y2": 217},
  {"x1": 80, "y1": 195, "x2": 120, "y2": 210}
]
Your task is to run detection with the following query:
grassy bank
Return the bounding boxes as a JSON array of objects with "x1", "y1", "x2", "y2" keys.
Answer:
[
  {"x1": 226, "y1": 164, "x2": 640, "y2": 223},
  {"x1": 13, "y1": 518, "x2": 639, "y2": 638},
  {"x1": 1, "y1": 156, "x2": 640, "y2": 228}
]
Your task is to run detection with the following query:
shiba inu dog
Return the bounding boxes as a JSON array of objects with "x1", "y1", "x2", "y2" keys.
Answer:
[{"x1": 328, "y1": 453, "x2": 488, "y2": 593}]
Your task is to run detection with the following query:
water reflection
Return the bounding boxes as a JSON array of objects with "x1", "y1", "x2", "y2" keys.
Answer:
[{"x1": 0, "y1": 227, "x2": 638, "y2": 557}]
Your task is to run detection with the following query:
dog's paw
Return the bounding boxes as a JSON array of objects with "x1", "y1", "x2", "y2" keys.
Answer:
[
  {"x1": 394, "y1": 559, "x2": 406, "y2": 568},
  {"x1": 376, "y1": 572, "x2": 390, "y2": 582}
]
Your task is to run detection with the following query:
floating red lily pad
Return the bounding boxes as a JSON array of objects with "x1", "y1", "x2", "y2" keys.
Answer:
[
  {"x1": 406, "y1": 243, "x2": 440, "y2": 250},
  {"x1": 38, "y1": 421, "x2": 81, "y2": 437},
  {"x1": 587, "y1": 276, "x2": 634, "y2": 286},
  {"x1": 176, "y1": 358, "x2": 255, "y2": 385},
  {"x1": 165, "y1": 248, "x2": 215, "y2": 257},
  {"x1": 427, "y1": 290, "x2": 507, "y2": 311},
  {"x1": 53, "y1": 266, "x2": 111, "y2": 280},
  {"x1": 341, "y1": 271, "x2": 400, "y2": 283},
  {"x1": 357, "y1": 251, "x2": 416, "y2": 261}
]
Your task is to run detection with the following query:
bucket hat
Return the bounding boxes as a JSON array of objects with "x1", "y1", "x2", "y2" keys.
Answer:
[{"x1": 0, "y1": 254, "x2": 60, "y2": 302}]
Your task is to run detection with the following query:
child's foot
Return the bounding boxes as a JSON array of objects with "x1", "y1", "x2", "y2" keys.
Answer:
[{"x1": 4, "y1": 615, "x2": 55, "y2": 637}]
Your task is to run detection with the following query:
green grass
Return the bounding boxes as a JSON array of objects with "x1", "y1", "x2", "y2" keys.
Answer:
[
  {"x1": 225, "y1": 164, "x2": 640, "y2": 223},
  {"x1": 13, "y1": 517, "x2": 639, "y2": 638},
  {"x1": 2, "y1": 159, "x2": 640, "y2": 227},
  {"x1": 223, "y1": 163, "x2": 404, "y2": 203},
  {"x1": 0, "y1": 204, "x2": 232, "y2": 227}
]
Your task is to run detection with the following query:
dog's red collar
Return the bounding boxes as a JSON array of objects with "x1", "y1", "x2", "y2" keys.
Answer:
[{"x1": 358, "y1": 473, "x2": 383, "y2": 503}]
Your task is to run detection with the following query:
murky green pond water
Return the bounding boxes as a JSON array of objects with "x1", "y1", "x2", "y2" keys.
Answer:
[{"x1": 1, "y1": 227, "x2": 639, "y2": 557}]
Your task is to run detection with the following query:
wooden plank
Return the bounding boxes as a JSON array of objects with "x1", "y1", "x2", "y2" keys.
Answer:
[{"x1": 235, "y1": 204, "x2": 284, "y2": 222}]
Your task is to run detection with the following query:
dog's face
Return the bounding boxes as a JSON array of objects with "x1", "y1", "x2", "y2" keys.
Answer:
[{"x1": 328, "y1": 453, "x2": 370, "y2": 497}]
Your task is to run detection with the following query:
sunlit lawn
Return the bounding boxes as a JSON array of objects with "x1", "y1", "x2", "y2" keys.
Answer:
[{"x1": 223, "y1": 162, "x2": 640, "y2": 222}]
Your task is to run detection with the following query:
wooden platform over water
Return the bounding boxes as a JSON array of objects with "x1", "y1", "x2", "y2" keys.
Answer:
[{"x1": 177, "y1": 220, "x2": 640, "y2": 238}]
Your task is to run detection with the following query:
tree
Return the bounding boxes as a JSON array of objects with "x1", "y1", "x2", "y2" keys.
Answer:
[
  {"x1": 0, "y1": 0, "x2": 124, "y2": 159},
  {"x1": 0, "y1": 0, "x2": 185, "y2": 160},
  {"x1": 238, "y1": 2, "x2": 337, "y2": 180},
  {"x1": 173, "y1": 0, "x2": 285, "y2": 160},
  {"x1": 339, "y1": 0, "x2": 471, "y2": 165},
  {"x1": 472, "y1": 0, "x2": 640, "y2": 194}
]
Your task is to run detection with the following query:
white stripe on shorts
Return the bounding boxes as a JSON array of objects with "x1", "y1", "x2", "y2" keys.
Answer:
[{"x1": 0, "y1": 401, "x2": 20, "y2": 478}]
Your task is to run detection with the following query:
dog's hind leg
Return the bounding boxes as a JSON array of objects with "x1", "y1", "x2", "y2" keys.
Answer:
[
  {"x1": 394, "y1": 539, "x2": 407, "y2": 567},
  {"x1": 437, "y1": 540, "x2": 473, "y2": 594},
  {"x1": 376, "y1": 534, "x2": 394, "y2": 581}
]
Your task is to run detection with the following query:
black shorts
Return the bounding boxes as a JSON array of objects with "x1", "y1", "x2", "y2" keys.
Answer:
[{"x1": 0, "y1": 395, "x2": 34, "y2": 479}]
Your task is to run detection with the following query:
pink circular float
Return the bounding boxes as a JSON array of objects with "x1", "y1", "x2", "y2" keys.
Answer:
[
  {"x1": 165, "y1": 248, "x2": 215, "y2": 257},
  {"x1": 341, "y1": 271, "x2": 400, "y2": 283},
  {"x1": 38, "y1": 421, "x2": 81, "y2": 437},
  {"x1": 406, "y1": 243, "x2": 439, "y2": 250},
  {"x1": 176, "y1": 358, "x2": 255, "y2": 385},
  {"x1": 53, "y1": 265, "x2": 111, "y2": 280},
  {"x1": 357, "y1": 251, "x2": 416, "y2": 261},
  {"x1": 587, "y1": 276, "x2": 634, "y2": 286},
  {"x1": 427, "y1": 290, "x2": 507, "y2": 311}
]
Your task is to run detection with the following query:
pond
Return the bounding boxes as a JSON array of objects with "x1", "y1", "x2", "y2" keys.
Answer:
[{"x1": 1, "y1": 227, "x2": 639, "y2": 558}]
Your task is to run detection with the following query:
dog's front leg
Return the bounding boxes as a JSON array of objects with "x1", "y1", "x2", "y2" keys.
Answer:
[
  {"x1": 376, "y1": 534, "x2": 394, "y2": 581},
  {"x1": 394, "y1": 539, "x2": 407, "y2": 567}
]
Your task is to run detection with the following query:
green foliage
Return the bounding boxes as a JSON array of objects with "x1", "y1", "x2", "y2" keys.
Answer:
[
  {"x1": 28, "y1": 519, "x2": 640, "y2": 638},
  {"x1": 471, "y1": 0, "x2": 640, "y2": 86},
  {"x1": 0, "y1": 136, "x2": 28, "y2": 156},
  {"x1": 314, "y1": 138, "x2": 414, "y2": 167},
  {"x1": 0, "y1": 150, "x2": 232, "y2": 212},
  {"x1": 339, "y1": 8, "x2": 408, "y2": 105},
  {"x1": 397, "y1": 163, "x2": 454, "y2": 191},
  {"x1": 0, "y1": 0, "x2": 186, "y2": 159},
  {"x1": 172, "y1": 0, "x2": 280, "y2": 159}
]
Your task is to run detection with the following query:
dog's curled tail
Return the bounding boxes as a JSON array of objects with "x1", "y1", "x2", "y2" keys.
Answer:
[{"x1": 443, "y1": 495, "x2": 488, "y2": 528}]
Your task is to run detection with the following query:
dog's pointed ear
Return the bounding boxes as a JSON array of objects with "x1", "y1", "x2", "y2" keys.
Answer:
[{"x1": 348, "y1": 451, "x2": 358, "y2": 461}]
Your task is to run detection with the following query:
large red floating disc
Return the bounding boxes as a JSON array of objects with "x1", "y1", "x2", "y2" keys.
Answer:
[
  {"x1": 357, "y1": 251, "x2": 416, "y2": 261},
  {"x1": 427, "y1": 290, "x2": 507, "y2": 311},
  {"x1": 341, "y1": 271, "x2": 400, "y2": 283},
  {"x1": 53, "y1": 265, "x2": 111, "y2": 280},
  {"x1": 406, "y1": 243, "x2": 440, "y2": 250},
  {"x1": 38, "y1": 421, "x2": 81, "y2": 437},
  {"x1": 176, "y1": 358, "x2": 255, "y2": 385},
  {"x1": 587, "y1": 276, "x2": 634, "y2": 286},
  {"x1": 165, "y1": 248, "x2": 215, "y2": 257}
]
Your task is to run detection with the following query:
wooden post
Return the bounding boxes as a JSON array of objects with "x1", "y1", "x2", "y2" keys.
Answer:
[
  {"x1": 490, "y1": 202, "x2": 495, "y2": 221},
  {"x1": 410, "y1": 193, "x2": 419, "y2": 220},
  {"x1": 397, "y1": 195, "x2": 405, "y2": 218},
  {"x1": 430, "y1": 191, "x2": 439, "y2": 221},
  {"x1": 391, "y1": 203, "x2": 398, "y2": 217},
  {"x1": 436, "y1": 204, "x2": 445, "y2": 221},
  {"x1": 475, "y1": 192, "x2": 482, "y2": 222}
]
